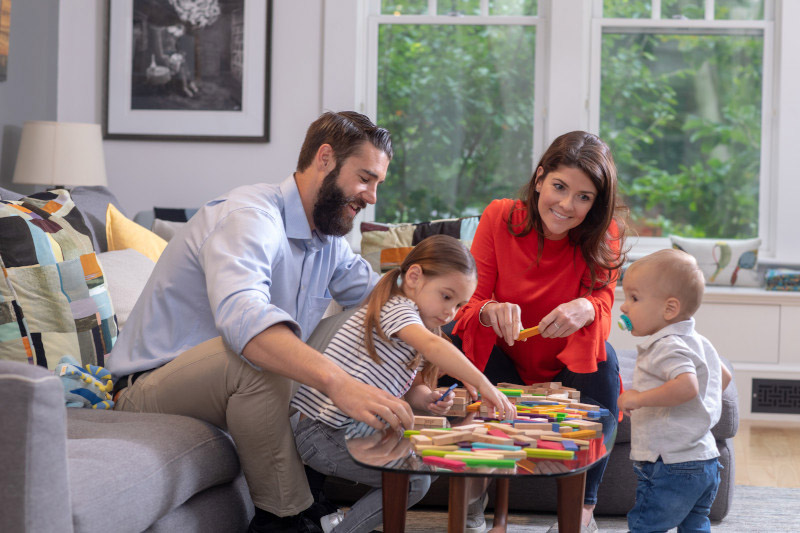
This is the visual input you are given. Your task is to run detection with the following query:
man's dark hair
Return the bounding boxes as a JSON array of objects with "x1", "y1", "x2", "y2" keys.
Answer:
[{"x1": 296, "y1": 111, "x2": 393, "y2": 172}]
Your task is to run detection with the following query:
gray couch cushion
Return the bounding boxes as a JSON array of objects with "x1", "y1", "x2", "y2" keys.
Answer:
[
  {"x1": 67, "y1": 409, "x2": 241, "y2": 533},
  {"x1": 71, "y1": 186, "x2": 126, "y2": 253},
  {"x1": 0, "y1": 185, "x2": 24, "y2": 201}
]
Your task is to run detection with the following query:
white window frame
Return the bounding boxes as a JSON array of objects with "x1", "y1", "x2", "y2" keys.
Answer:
[
  {"x1": 323, "y1": 0, "x2": 800, "y2": 265},
  {"x1": 588, "y1": 0, "x2": 775, "y2": 259}
]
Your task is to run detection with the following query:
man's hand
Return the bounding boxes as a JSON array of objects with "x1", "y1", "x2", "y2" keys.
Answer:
[
  {"x1": 327, "y1": 377, "x2": 414, "y2": 431},
  {"x1": 346, "y1": 428, "x2": 411, "y2": 465}
]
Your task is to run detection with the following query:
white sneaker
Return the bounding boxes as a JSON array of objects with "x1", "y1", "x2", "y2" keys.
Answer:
[
  {"x1": 466, "y1": 492, "x2": 489, "y2": 533},
  {"x1": 320, "y1": 509, "x2": 346, "y2": 533}
]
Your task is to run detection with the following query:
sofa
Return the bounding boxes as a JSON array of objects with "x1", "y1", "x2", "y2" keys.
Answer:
[
  {"x1": 0, "y1": 185, "x2": 738, "y2": 532},
  {"x1": 0, "y1": 185, "x2": 253, "y2": 533}
]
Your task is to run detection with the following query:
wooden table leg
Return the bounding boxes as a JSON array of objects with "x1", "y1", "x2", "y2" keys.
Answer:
[
  {"x1": 382, "y1": 471, "x2": 409, "y2": 533},
  {"x1": 492, "y1": 478, "x2": 509, "y2": 531},
  {"x1": 448, "y1": 476, "x2": 468, "y2": 533},
  {"x1": 556, "y1": 471, "x2": 586, "y2": 533}
]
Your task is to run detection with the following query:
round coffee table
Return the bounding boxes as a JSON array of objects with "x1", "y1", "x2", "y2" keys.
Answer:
[{"x1": 345, "y1": 408, "x2": 616, "y2": 533}]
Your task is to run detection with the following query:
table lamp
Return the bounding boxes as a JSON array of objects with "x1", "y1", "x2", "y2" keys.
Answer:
[{"x1": 12, "y1": 121, "x2": 108, "y2": 190}]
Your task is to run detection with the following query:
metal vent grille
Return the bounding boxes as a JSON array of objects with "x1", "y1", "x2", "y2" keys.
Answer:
[{"x1": 752, "y1": 379, "x2": 800, "y2": 414}]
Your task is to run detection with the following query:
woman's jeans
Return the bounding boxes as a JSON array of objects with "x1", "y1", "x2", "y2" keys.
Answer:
[
  {"x1": 628, "y1": 458, "x2": 721, "y2": 533},
  {"x1": 294, "y1": 417, "x2": 431, "y2": 533},
  {"x1": 441, "y1": 322, "x2": 620, "y2": 506}
]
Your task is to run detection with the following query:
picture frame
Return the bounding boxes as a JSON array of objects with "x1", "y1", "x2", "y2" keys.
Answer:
[
  {"x1": 104, "y1": 0, "x2": 271, "y2": 142},
  {"x1": 0, "y1": 0, "x2": 10, "y2": 82}
]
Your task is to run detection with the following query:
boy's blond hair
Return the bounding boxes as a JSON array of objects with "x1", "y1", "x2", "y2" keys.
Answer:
[{"x1": 627, "y1": 249, "x2": 705, "y2": 319}]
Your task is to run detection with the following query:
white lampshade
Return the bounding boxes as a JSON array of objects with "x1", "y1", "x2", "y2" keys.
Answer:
[{"x1": 12, "y1": 121, "x2": 108, "y2": 188}]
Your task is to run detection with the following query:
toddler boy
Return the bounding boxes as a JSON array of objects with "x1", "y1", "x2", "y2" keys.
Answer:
[{"x1": 618, "y1": 249, "x2": 732, "y2": 533}]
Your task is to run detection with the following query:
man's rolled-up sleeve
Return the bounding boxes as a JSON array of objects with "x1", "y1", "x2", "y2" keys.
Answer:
[{"x1": 197, "y1": 208, "x2": 300, "y2": 358}]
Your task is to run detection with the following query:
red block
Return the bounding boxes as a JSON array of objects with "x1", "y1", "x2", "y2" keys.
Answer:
[
  {"x1": 423, "y1": 456, "x2": 466, "y2": 469},
  {"x1": 536, "y1": 440, "x2": 564, "y2": 450},
  {"x1": 488, "y1": 428, "x2": 511, "y2": 439}
]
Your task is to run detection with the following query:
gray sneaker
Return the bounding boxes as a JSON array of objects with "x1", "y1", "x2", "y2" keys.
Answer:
[
  {"x1": 465, "y1": 492, "x2": 489, "y2": 533},
  {"x1": 545, "y1": 516, "x2": 598, "y2": 533}
]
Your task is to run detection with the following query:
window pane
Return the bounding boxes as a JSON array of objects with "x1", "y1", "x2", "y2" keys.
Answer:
[
  {"x1": 662, "y1": 0, "x2": 704, "y2": 19},
  {"x1": 377, "y1": 24, "x2": 536, "y2": 223},
  {"x1": 490, "y1": 0, "x2": 537, "y2": 16},
  {"x1": 438, "y1": 0, "x2": 482, "y2": 16},
  {"x1": 604, "y1": 0, "x2": 652, "y2": 19},
  {"x1": 600, "y1": 31, "x2": 763, "y2": 238},
  {"x1": 715, "y1": 0, "x2": 764, "y2": 20},
  {"x1": 381, "y1": 1, "x2": 430, "y2": 15}
]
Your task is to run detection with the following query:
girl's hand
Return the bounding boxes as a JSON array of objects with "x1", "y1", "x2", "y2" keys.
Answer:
[
  {"x1": 618, "y1": 389, "x2": 641, "y2": 416},
  {"x1": 481, "y1": 301, "x2": 523, "y2": 346},
  {"x1": 425, "y1": 389, "x2": 454, "y2": 415},
  {"x1": 538, "y1": 298, "x2": 595, "y2": 339},
  {"x1": 478, "y1": 384, "x2": 517, "y2": 421}
]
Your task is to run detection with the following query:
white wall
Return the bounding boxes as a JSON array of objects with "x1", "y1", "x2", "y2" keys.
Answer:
[
  {"x1": 56, "y1": 0, "x2": 326, "y2": 216},
  {"x1": 0, "y1": 0, "x2": 59, "y2": 191}
]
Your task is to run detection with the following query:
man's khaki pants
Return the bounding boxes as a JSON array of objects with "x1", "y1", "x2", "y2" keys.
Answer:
[{"x1": 115, "y1": 336, "x2": 312, "y2": 516}]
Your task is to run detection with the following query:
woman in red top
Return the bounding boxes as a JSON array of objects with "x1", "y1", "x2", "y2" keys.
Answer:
[{"x1": 445, "y1": 131, "x2": 627, "y2": 532}]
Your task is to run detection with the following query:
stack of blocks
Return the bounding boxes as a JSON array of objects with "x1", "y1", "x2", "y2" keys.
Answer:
[{"x1": 407, "y1": 382, "x2": 610, "y2": 473}]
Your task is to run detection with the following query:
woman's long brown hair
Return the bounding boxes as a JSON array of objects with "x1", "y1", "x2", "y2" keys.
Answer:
[
  {"x1": 508, "y1": 130, "x2": 628, "y2": 293},
  {"x1": 362, "y1": 234, "x2": 476, "y2": 388}
]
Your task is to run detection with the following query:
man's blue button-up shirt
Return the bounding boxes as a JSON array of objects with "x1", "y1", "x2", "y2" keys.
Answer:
[{"x1": 107, "y1": 175, "x2": 379, "y2": 377}]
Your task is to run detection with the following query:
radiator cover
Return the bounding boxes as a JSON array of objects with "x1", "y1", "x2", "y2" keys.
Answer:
[{"x1": 751, "y1": 378, "x2": 800, "y2": 414}]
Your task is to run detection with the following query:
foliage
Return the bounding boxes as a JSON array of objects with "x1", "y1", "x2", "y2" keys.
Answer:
[
  {"x1": 600, "y1": 30, "x2": 763, "y2": 238},
  {"x1": 376, "y1": 24, "x2": 536, "y2": 223}
]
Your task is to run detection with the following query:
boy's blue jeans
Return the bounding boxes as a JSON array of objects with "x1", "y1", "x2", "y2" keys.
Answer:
[{"x1": 628, "y1": 457, "x2": 721, "y2": 533}]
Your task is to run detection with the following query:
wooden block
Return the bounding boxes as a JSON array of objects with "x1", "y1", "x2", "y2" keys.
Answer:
[
  {"x1": 431, "y1": 430, "x2": 472, "y2": 446},
  {"x1": 517, "y1": 325, "x2": 540, "y2": 340},
  {"x1": 413, "y1": 444, "x2": 459, "y2": 452},
  {"x1": 563, "y1": 429, "x2": 599, "y2": 440},
  {"x1": 536, "y1": 440, "x2": 564, "y2": 451},
  {"x1": 540, "y1": 435, "x2": 590, "y2": 446},
  {"x1": 423, "y1": 456, "x2": 466, "y2": 469},
  {"x1": 445, "y1": 451, "x2": 505, "y2": 460},
  {"x1": 566, "y1": 419, "x2": 603, "y2": 432},
  {"x1": 488, "y1": 428, "x2": 512, "y2": 440},
  {"x1": 513, "y1": 422, "x2": 553, "y2": 431},
  {"x1": 414, "y1": 415, "x2": 447, "y2": 428},
  {"x1": 470, "y1": 433, "x2": 515, "y2": 446},
  {"x1": 410, "y1": 435, "x2": 433, "y2": 446},
  {"x1": 486, "y1": 422, "x2": 523, "y2": 434},
  {"x1": 570, "y1": 402, "x2": 601, "y2": 411},
  {"x1": 420, "y1": 428, "x2": 452, "y2": 437}
]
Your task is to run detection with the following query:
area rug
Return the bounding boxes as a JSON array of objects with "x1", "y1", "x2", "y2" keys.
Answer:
[{"x1": 398, "y1": 485, "x2": 800, "y2": 532}]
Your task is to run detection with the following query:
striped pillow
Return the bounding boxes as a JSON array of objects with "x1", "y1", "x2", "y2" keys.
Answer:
[{"x1": 0, "y1": 189, "x2": 118, "y2": 369}]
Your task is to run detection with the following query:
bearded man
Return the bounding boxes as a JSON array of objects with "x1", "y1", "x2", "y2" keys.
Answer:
[{"x1": 107, "y1": 112, "x2": 412, "y2": 532}]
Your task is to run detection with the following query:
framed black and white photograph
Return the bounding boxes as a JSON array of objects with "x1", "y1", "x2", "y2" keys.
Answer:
[{"x1": 104, "y1": 0, "x2": 271, "y2": 142}]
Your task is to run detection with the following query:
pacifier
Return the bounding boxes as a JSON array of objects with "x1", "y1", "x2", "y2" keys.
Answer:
[{"x1": 618, "y1": 314, "x2": 633, "y2": 331}]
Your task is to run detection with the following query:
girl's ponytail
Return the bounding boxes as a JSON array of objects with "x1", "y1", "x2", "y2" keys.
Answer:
[{"x1": 363, "y1": 267, "x2": 402, "y2": 364}]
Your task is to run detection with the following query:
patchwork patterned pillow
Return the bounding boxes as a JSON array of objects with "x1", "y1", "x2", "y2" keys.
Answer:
[
  {"x1": 0, "y1": 189, "x2": 118, "y2": 369},
  {"x1": 360, "y1": 216, "x2": 481, "y2": 273},
  {"x1": 670, "y1": 235, "x2": 762, "y2": 287}
]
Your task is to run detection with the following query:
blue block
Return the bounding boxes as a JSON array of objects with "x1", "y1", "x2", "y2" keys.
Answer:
[
  {"x1": 561, "y1": 439, "x2": 579, "y2": 452},
  {"x1": 552, "y1": 423, "x2": 560, "y2": 432}
]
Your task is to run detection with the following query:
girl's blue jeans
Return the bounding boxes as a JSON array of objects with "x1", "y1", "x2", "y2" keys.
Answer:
[
  {"x1": 628, "y1": 457, "x2": 721, "y2": 533},
  {"x1": 440, "y1": 322, "x2": 620, "y2": 506}
]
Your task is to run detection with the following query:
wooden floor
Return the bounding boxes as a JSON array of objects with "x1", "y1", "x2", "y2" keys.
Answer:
[{"x1": 733, "y1": 419, "x2": 800, "y2": 488}]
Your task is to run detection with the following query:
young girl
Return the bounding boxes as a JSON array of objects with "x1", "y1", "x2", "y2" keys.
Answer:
[{"x1": 291, "y1": 234, "x2": 516, "y2": 533}]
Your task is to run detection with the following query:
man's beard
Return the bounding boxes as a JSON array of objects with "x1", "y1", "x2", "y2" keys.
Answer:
[{"x1": 312, "y1": 166, "x2": 366, "y2": 237}]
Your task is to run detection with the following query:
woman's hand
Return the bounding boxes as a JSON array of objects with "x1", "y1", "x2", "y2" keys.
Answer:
[
  {"x1": 480, "y1": 301, "x2": 523, "y2": 346},
  {"x1": 538, "y1": 298, "x2": 595, "y2": 339}
]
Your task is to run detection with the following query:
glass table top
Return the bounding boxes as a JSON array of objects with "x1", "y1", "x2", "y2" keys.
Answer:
[{"x1": 344, "y1": 398, "x2": 617, "y2": 479}]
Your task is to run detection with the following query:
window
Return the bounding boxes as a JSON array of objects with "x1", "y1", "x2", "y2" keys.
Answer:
[
  {"x1": 591, "y1": 0, "x2": 771, "y2": 243},
  {"x1": 367, "y1": 1, "x2": 540, "y2": 223},
  {"x1": 334, "y1": 0, "x2": 797, "y2": 262}
]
